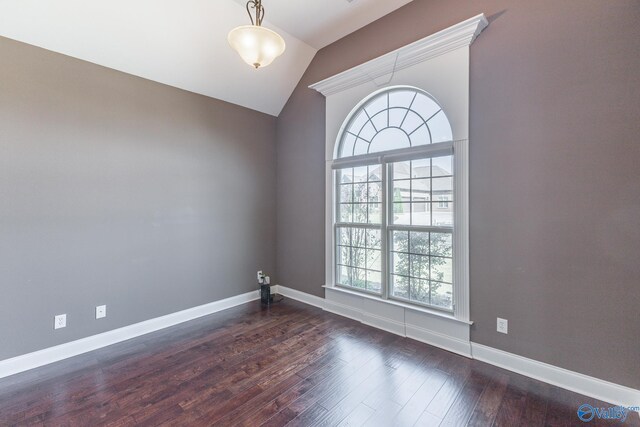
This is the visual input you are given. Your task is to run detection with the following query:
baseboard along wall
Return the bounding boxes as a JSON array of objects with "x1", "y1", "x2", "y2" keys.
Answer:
[{"x1": 1, "y1": 285, "x2": 638, "y2": 411}]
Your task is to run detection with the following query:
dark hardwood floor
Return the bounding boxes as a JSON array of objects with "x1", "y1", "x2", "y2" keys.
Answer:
[{"x1": 0, "y1": 299, "x2": 637, "y2": 426}]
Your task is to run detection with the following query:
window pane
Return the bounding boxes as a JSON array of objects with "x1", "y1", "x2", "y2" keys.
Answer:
[
  {"x1": 392, "y1": 230, "x2": 409, "y2": 252},
  {"x1": 353, "y1": 203, "x2": 367, "y2": 223},
  {"x1": 389, "y1": 90, "x2": 415, "y2": 108},
  {"x1": 412, "y1": 203, "x2": 430, "y2": 226},
  {"x1": 392, "y1": 179, "x2": 411, "y2": 201},
  {"x1": 432, "y1": 202, "x2": 453, "y2": 226},
  {"x1": 432, "y1": 177, "x2": 453, "y2": 193},
  {"x1": 430, "y1": 233, "x2": 452, "y2": 257},
  {"x1": 353, "y1": 140, "x2": 368, "y2": 156},
  {"x1": 431, "y1": 257, "x2": 453, "y2": 283},
  {"x1": 368, "y1": 203, "x2": 381, "y2": 224},
  {"x1": 410, "y1": 278, "x2": 430, "y2": 304},
  {"x1": 370, "y1": 128, "x2": 410, "y2": 153},
  {"x1": 354, "y1": 183, "x2": 368, "y2": 203},
  {"x1": 411, "y1": 179, "x2": 430, "y2": 202},
  {"x1": 432, "y1": 156, "x2": 453, "y2": 176},
  {"x1": 431, "y1": 282, "x2": 453, "y2": 310},
  {"x1": 368, "y1": 182, "x2": 382, "y2": 202},
  {"x1": 353, "y1": 167, "x2": 368, "y2": 184},
  {"x1": 427, "y1": 110, "x2": 453, "y2": 143},
  {"x1": 392, "y1": 275, "x2": 409, "y2": 299},
  {"x1": 368, "y1": 165, "x2": 382, "y2": 182},
  {"x1": 340, "y1": 184, "x2": 353, "y2": 203},
  {"x1": 393, "y1": 161, "x2": 410, "y2": 180},
  {"x1": 393, "y1": 203, "x2": 411, "y2": 225},
  {"x1": 339, "y1": 168, "x2": 353, "y2": 184},
  {"x1": 339, "y1": 204, "x2": 352, "y2": 223},
  {"x1": 410, "y1": 255, "x2": 430, "y2": 279},
  {"x1": 409, "y1": 123, "x2": 431, "y2": 147},
  {"x1": 412, "y1": 158, "x2": 431, "y2": 178},
  {"x1": 340, "y1": 135, "x2": 356, "y2": 158},
  {"x1": 412, "y1": 93, "x2": 441, "y2": 121},
  {"x1": 409, "y1": 232, "x2": 430, "y2": 255}
]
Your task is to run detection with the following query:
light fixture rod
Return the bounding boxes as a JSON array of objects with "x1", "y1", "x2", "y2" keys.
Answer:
[{"x1": 246, "y1": 0, "x2": 265, "y2": 26}]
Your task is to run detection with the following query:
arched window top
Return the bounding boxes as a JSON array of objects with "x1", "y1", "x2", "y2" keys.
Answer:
[{"x1": 335, "y1": 87, "x2": 453, "y2": 159}]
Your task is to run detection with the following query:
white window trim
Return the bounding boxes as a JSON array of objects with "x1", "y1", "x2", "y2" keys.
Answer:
[{"x1": 311, "y1": 14, "x2": 487, "y2": 348}]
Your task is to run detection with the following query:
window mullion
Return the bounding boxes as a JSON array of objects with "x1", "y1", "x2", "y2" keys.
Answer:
[
  {"x1": 334, "y1": 170, "x2": 340, "y2": 287},
  {"x1": 382, "y1": 162, "x2": 391, "y2": 300}
]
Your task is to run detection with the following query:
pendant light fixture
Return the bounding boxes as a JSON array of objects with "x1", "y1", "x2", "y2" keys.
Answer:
[{"x1": 228, "y1": 0, "x2": 286, "y2": 69}]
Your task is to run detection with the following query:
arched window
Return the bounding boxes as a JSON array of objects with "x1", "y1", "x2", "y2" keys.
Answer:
[
  {"x1": 333, "y1": 87, "x2": 456, "y2": 311},
  {"x1": 336, "y1": 87, "x2": 453, "y2": 159}
]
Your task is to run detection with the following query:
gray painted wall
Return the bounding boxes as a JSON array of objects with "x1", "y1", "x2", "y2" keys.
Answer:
[
  {"x1": 275, "y1": 0, "x2": 640, "y2": 389},
  {"x1": 0, "y1": 36, "x2": 277, "y2": 360}
]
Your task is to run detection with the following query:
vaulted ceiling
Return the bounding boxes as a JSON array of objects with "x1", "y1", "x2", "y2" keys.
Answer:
[{"x1": 0, "y1": 0, "x2": 413, "y2": 116}]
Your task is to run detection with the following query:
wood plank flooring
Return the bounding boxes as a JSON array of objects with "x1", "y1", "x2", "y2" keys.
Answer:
[{"x1": 0, "y1": 299, "x2": 637, "y2": 426}]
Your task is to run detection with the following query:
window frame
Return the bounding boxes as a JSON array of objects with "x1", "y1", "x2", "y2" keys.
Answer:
[{"x1": 333, "y1": 141, "x2": 457, "y2": 313}]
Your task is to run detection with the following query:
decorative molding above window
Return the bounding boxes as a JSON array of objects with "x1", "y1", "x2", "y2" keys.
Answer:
[{"x1": 309, "y1": 14, "x2": 488, "y2": 97}]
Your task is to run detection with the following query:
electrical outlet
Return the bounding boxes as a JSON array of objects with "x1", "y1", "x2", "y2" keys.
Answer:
[
  {"x1": 96, "y1": 305, "x2": 107, "y2": 319},
  {"x1": 54, "y1": 314, "x2": 67, "y2": 330},
  {"x1": 497, "y1": 317, "x2": 508, "y2": 334}
]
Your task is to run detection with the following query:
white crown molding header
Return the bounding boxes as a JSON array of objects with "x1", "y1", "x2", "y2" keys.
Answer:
[{"x1": 309, "y1": 13, "x2": 488, "y2": 97}]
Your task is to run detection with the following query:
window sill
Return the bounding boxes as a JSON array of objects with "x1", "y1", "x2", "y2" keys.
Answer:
[{"x1": 322, "y1": 284, "x2": 473, "y2": 326}]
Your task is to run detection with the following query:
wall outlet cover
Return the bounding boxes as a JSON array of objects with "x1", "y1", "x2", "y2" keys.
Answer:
[
  {"x1": 497, "y1": 317, "x2": 508, "y2": 334},
  {"x1": 54, "y1": 314, "x2": 67, "y2": 330},
  {"x1": 96, "y1": 305, "x2": 107, "y2": 319}
]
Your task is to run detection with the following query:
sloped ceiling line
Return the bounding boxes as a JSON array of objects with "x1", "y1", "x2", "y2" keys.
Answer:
[{"x1": 0, "y1": 0, "x2": 413, "y2": 116}]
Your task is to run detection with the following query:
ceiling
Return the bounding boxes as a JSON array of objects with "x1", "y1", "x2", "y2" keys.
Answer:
[
  {"x1": 0, "y1": 0, "x2": 413, "y2": 116},
  {"x1": 230, "y1": 0, "x2": 414, "y2": 49}
]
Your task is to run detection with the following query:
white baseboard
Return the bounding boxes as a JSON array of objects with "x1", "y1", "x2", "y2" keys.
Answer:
[
  {"x1": 471, "y1": 343, "x2": 640, "y2": 409},
  {"x1": 2, "y1": 285, "x2": 638, "y2": 411},
  {"x1": 275, "y1": 285, "x2": 325, "y2": 309},
  {"x1": 0, "y1": 290, "x2": 260, "y2": 380},
  {"x1": 361, "y1": 311, "x2": 406, "y2": 337},
  {"x1": 406, "y1": 324, "x2": 472, "y2": 357},
  {"x1": 280, "y1": 286, "x2": 640, "y2": 409},
  {"x1": 323, "y1": 298, "x2": 363, "y2": 323}
]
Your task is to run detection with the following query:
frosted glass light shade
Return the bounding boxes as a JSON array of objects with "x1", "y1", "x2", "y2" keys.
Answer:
[{"x1": 228, "y1": 25, "x2": 286, "y2": 69}]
